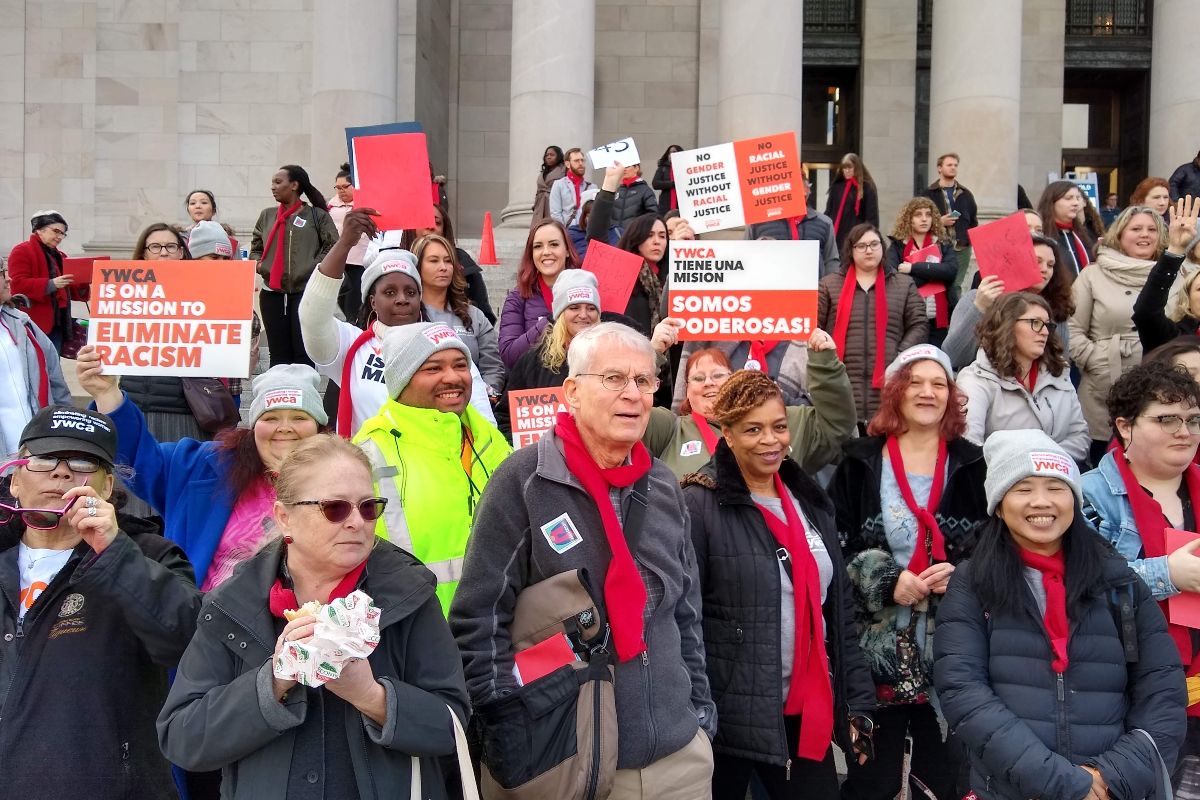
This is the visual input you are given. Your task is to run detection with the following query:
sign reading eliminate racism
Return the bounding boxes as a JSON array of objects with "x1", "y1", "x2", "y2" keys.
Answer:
[
  {"x1": 507, "y1": 387, "x2": 567, "y2": 449},
  {"x1": 668, "y1": 240, "x2": 819, "y2": 341},
  {"x1": 670, "y1": 131, "x2": 805, "y2": 233},
  {"x1": 88, "y1": 260, "x2": 256, "y2": 377}
]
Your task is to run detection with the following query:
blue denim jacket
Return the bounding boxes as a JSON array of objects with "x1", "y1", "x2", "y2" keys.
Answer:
[{"x1": 1081, "y1": 451, "x2": 1178, "y2": 600}]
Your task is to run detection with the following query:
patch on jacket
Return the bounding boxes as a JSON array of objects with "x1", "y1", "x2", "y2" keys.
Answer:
[
  {"x1": 292, "y1": 216, "x2": 306, "y2": 228},
  {"x1": 541, "y1": 513, "x2": 583, "y2": 554},
  {"x1": 58, "y1": 592, "x2": 84, "y2": 617},
  {"x1": 680, "y1": 440, "x2": 702, "y2": 457},
  {"x1": 49, "y1": 616, "x2": 86, "y2": 639}
]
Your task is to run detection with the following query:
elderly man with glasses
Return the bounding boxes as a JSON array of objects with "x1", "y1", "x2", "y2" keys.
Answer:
[
  {"x1": 451, "y1": 321, "x2": 717, "y2": 799},
  {"x1": 0, "y1": 405, "x2": 201, "y2": 799}
]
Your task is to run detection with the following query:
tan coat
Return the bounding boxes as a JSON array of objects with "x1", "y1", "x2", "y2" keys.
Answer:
[
  {"x1": 1068, "y1": 245, "x2": 1156, "y2": 440},
  {"x1": 817, "y1": 266, "x2": 928, "y2": 422},
  {"x1": 532, "y1": 164, "x2": 565, "y2": 223}
]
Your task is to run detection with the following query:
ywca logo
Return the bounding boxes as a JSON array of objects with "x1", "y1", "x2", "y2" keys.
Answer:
[
  {"x1": 1030, "y1": 452, "x2": 1073, "y2": 477},
  {"x1": 380, "y1": 260, "x2": 413, "y2": 276},
  {"x1": 566, "y1": 287, "x2": 594, "y2": 304},
  {"x1": 423, "y1": 324, "x2": 458, "y2": 346},
  {"x1": 263, "y1": 389, "x2": 301, "y2": 408}
]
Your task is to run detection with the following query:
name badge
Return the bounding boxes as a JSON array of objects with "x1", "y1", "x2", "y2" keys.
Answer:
[
  {"x1": 541, "y1": 513, "x2": 584, "y2": 554},
  {"x1": 680, "y1": 440, "x2": 702, "y2": 457}
]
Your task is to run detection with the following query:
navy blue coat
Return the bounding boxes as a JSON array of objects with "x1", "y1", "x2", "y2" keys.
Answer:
[{"x1": 934, "y1": 554, "x2": 1186, "y2": 800}]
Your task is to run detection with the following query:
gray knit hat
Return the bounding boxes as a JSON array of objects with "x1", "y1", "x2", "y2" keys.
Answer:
[
  {"x1": 187, "y1": 220, "x2": 232, "y2": 259},
  {"x1": 247, "y1": 364, "x2": 328, "y2": 426},
  {"x1": 382, "y1": 322, "x2": 472, "y2": 399},
  {"x1": 552, "y1": 269, "x2": 600, "y2": 319},
  {"x1": 359, "y1": 250, "x2": 420, "y2": 303},
  {"x1": 885, "y1": 344, "x2": 954, "y2": 383},
  {"x1": 983, "y1": 429, "x2": 1082, "y2": 514}
]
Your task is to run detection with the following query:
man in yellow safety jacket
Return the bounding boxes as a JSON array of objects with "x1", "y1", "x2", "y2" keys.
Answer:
[{"x1": 354, "y1": 321, "x2": 511, "y2": 613}]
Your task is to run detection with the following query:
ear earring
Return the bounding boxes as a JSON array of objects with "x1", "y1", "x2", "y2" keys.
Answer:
[{"x1": 283, "y1": 535, "x2": 294, "y2": 545}]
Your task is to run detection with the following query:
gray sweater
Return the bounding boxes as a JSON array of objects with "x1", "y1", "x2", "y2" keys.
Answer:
[{"x1": 449, "y1": 429, "x2": 717, "y2": 769}]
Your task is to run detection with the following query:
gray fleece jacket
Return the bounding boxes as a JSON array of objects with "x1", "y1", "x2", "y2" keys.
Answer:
[{"x1": 448, "y1": 427, "x2": 717, "y2": 770}]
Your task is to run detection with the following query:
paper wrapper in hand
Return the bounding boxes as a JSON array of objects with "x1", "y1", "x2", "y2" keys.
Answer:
[{"x1": 273, "y1": 590, "x2": 382, "y2": 687}]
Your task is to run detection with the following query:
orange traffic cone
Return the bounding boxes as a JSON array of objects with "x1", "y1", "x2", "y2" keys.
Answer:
[{"x1": 478, "y1": 212, "x2": 498, "y2": 266}]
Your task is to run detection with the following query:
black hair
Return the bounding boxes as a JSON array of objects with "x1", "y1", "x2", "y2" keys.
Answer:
[
  {"x1": 336, "y1": 162, "x2": 353, "y2": 184},
  {"x1": 970, "y1": 509, "x2": 1107, "y2": 619},
  {"x1": 30, "y1": 211, "x2": 67, "y2": 233},
  {"x1": 658, "y1": 144, "x2": 683, "y2": 167},
  {"x1": 541, "y1": 146, "x2": 564, "y2": 176},
  {"x1": 184, "y1": 189, "x2": 217, "y2": 213},
  {"x1": 400, "y1": 203, "x2": 456, "y2": 249},
  {"x1": 1106, "y1": 359, "x2": 1200, "y2": 444},
  {"x1": 279, "y1": 165, "x2": 329, "y2": 211}
]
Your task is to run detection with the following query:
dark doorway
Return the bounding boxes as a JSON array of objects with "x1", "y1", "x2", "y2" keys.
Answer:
[{"x1": 1061, "y1": 69, "x2": 1150, "y2": 203}]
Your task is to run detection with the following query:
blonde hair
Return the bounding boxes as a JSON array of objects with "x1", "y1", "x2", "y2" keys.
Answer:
[
  {"x1": 1169, "y1": 266, "x2": 1200, "y2": 323},
  {"x1": 274, "y1": 435, "x2": 373, "y2": 505},
  {"x1": 539, "y1": 315, "x2": 572, "y2": 372},
  {"x1": 1100, "y1": 206, "x2": 1167, "y2": 260}
]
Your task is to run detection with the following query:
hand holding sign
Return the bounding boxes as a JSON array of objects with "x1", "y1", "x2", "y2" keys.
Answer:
[
  {"x1": 968, "y1": 212, "x2": 1042, "y2": 293},
  {"x1": 588, "y1": 138, "x2": 639, "y2": 170}
]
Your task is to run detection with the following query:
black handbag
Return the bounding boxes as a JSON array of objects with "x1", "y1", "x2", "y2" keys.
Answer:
[{"x1": 181, "y1": 378, "x2": 240, "y2": 433}]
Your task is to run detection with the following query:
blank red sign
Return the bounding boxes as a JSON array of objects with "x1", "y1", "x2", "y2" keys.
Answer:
[{"x1": 352, "y1": 133, "x2": 436, "y2": 232}]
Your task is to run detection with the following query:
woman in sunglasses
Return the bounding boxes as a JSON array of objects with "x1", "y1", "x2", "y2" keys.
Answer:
[
  {"x1": 956, "y1": 292, "x2": 1090, "y2": 463},
  {"x1": 76, "y1": 351, "x2": 326, "y2": 593},
  {"x1": 935, "y1": 429, "x2": 1186, "y2": 800},
  {"x1": 160, "y1": 433, "x2": 470, "y2": 798},
  {"x1": 0, "y1": 405, "x2": 201, "y2": 799},
  {"x1": 682, "y1": 370, "x2": 874, "y2": 799},
  {"x1": 1082, "y1": 361, "x2": 1200, "y2": 784}
]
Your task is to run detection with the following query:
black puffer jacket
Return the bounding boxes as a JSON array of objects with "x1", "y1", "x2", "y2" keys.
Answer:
[
  {"x1": 683, "y1": 443, "x2": 875, "y2": 764},
  {"x1": 1131, "y1": 250, "x2": 1195, "y2": 355},
  {"x1": 120, "y1": 375, "x2": 191, "y2": 415},
  {"x1": 934, "y1": 555, "x2": 1186, "y2": 800},
  {"x1": 610, "y1": 179, "x2": 658, "y2": 229}
]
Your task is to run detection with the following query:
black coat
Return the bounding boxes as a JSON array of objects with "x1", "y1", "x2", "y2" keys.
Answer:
[
  {"x1": 457, "y1": 247, "x2": 496, "y2": 324},
  {"x1": 824, "y1": 178, "x2": 880, "y2": 250},
  {"x1": 934, "y1": 554, "x2": 1186, "y2": 800},
  {"x1": 0, "y1": 520, "x2": 201, "y2": 799},
  {"x1": 884, "y1": 238, "x2": 961, "y2": 326},
  {"x1": 922, "y1": 182, "x2": 979, "y2": 248},
  {"x1": 120, "y1": 375, "x2": 191, "y2": 415},
  {"x1": 611, "y1": 179, "x2": 658, "y2": 229},
  {"x1": 1131, "y1": 250, "x2": 1195, "y2": 355},
  {"x1": 651, "y1": 163, "x2": 677, "y2": 212},
  {"x1": 683, "y1": 443, "x2": 875, "y2": 765}
]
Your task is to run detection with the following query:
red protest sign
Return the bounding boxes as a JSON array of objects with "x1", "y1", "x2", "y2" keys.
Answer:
[
  {"x1": 351, "y1": 132, "x2": 435, "y2": 232},
  {"x1": 907, "y1": 244, "x2": 942, "y2": 264},
  {"x1": 1167, "y1": 529, "x2": 1200, "y2": 628},
  {"x1": 508, "y1": 387, "x2": 567, "y2": 448},
  {"x1": 968, "y1": 212, "x2": 1041, "y2": 292},
  {"x1": 62, "y1": 256, "x2": 109, "y2": 285},
  {"x1": 581, "y1": 241, "x2": 644, "y2": 314}
]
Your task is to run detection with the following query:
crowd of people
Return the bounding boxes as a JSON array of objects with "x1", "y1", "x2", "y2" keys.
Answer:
[{"x1": 4, "y1": 141, "x2": 1200, "y2": 800}]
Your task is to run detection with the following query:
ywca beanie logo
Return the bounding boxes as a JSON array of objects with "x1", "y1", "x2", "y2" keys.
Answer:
[
  {"x1": 263, "y1": 389, "x2": 302, "y2": 408},
  {"x1": 566, "y1": 287, "x2": 596, "y2": 304},
  {"x1": 422, "y1": 323, "x2": 458, "y2": 346},
  {"x1": 1030, "y1": 451, "x2": 1073, "y2": 477}
]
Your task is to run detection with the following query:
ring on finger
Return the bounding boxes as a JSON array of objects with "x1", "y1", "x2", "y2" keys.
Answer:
[
  {"x1": 85, "y1": 497, "x2": 98, "y2": 508},
  {"x1": 87, "y1": 507, "x2": 97, "y2": 517}
]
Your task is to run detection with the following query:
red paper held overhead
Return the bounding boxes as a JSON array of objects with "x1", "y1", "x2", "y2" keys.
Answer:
[
  {"x1": 581, "y1": 241, "x2": 645, "y2": 314},
  {"x1": 968, "y1": 212, "x2": 1042, "y2": 293},
  {"x1": 352, "y1": 133, "x2": 435, "y2": 232},
  {"x1": 1167, "y1": 529, "x2": 1200, "y2": 629}
]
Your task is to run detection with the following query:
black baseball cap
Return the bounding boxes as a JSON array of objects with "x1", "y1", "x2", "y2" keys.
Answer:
[{"x1": 19, "y1": 406, "x2": 118, "y2": 465}]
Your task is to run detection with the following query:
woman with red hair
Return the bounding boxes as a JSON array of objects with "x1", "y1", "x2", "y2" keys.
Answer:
[
  {"x1": 828, "y1": 344, "x2": 988, "y2": 800},
  {"x1": 497, "y1": 219, "x2": 580, "y2": 368},
  {"x1": 1131, "y1": 176, "x2": 1172, "y2": 223}
]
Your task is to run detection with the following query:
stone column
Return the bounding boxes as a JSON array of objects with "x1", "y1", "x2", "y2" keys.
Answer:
[
  {"x1": 861, "y1": 0, "x2": 918, "y2": 222},
  {"x1": 715, "y1": 0, "x2": 803, "y2": 142},
  {"x1": 928, "y1": 0, "x2": 1023, "y2": 220},
  {"x1": 310, "y1": 0, "x2": 398, "y2": 184},
  {"x1": 499, "y1": 0, "x2": 594, "y2": 228},
  {"x1": 1019, "y1": 0, "x2": 1066, "y2": 203},
  {"x1": 1149, "y1": 0, "x2": 1200, "y2": 177}
]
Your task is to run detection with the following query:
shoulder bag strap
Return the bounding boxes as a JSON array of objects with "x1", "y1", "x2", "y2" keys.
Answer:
[{"x1": 410, "y1": 704, "x2": 480, "y2": 800}]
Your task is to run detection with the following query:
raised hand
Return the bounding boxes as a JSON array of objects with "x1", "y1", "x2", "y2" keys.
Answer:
[{"x1": 1167, "y1": 195, "x2": 1199, "y2": 256}]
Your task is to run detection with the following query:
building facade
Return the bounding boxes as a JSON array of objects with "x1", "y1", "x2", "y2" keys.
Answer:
[{"x1": 1, "y1": 0, "x2": 1196, "y2": 253}]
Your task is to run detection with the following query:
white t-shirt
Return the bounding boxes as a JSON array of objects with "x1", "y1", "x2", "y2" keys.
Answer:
[
  {"x1": 17, "y1": 543, "x2": 73, "y2": 619},
  {"x1": 312, "y1": 318, "x2": 497, "y2": 433},
  {"x1": 0, "y1": 324, "x2": 32, "y2": 455}
]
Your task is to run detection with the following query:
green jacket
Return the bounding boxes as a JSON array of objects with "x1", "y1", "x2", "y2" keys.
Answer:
[
  {"x1": 354, "y1": 399, "x2": 512, "y2": 614},
  {"x1": 643, "y1": 347, "x2": 857, "y2": 478},
  {"x1": 251, "y1": 203, "x2": 338, "y2": 294}
]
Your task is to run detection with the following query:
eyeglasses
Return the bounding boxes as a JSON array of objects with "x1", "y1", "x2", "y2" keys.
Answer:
[
  {"x1": 576, "y1": 373, "x2": 661, "y2": 394},
  {"x1": 18, "y1": 455, "x2": 103, "y2": 474},
  {"x1": 1140, "y1": 414, "x2": 1200, "y2": 435},
  {"x1": 853, "y1": 240, "x2": 882, "y2": 252},
  {"x1": 1018, "y1": 317, "x2": 1050, "y2": 333},
  {"x1": 688, "y1": 370, "x2": 732, "y2": 385},
  {"x1": 45, "y1": 228, "x2": 67, "y2": 238},
  {"x1": 291, "y1": 497, "x2": 388, "y2": 523},
  {"x1": 146, "y1": 243, "x2": 181, "y2": 255}
]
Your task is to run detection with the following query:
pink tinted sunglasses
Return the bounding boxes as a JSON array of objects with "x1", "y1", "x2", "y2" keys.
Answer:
[{"x1": 0, "y1": 459, "x2": 89, "y2": 530}]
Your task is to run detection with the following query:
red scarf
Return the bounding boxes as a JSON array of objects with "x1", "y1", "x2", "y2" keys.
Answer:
[
  {"x1": 555, "y1": 412, "x2": 652, "y2": 661},
  {"x1": 263, "y1": 201, "x2": 303, "y2": 289},
  {"x1": 666, "y1": 166, "x2": 677, "y2": 210},
  {"x1": 753, "y1": 474, "x2": 834, "y2": 760},
  {"x1": 831, "y1": 266, "x2": 889, "y2": 389},
  {"x1": 268, "y1": 558, "x2": 368, "y2": 619},
  {"x1": 1018, "y1": 548, "x2": 1070, "y2": 673},
  {"x1": 565, "y1": 171, "x2": 585, "y2": 207},
  {"x1": 1021, "y1": 361, "x2": 1039, "y2": 393},
  {"x1": 788, "y1": 216, "x2": 804, "y2": 240},
  {"x1": 1054, "y1": 221, "x2": 1090, "y2": 272},
  {"x1": 337, "y1": 327, "x2": 377, "y2": 437},
  {"x1": 886, "y1": 436, "x2": 948, "y2": 573},
  {"x1": 902, "y1": 234, "x2": 933, "y2": 262},
  {"x1": 831, "y1": 177, "x2": 861, "y2": 238},
  {"x1": 689, "y1": 412, "x2": 720, "y2": 455},
  {"x1": 537, "y1": 276, "x2": 555, "y2": 317},
  {"x1": 621, "y1": 176, "x2": 639, "y2": 189},
  {"x1": 1114, "y1": 444, "x2": 1200, "y2": 678},
  {"x1": 747, "y1": 340, "x2": 778, "y2": 371}
]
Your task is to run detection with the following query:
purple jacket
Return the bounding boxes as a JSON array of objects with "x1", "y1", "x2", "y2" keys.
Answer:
[{"x1": 498, "y1": 287, "x2": 550, "y2": 369}]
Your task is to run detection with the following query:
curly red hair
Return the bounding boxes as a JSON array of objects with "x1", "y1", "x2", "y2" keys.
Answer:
[{"x1": 866, "y1": 361, "x2": 967, "y2": 439}]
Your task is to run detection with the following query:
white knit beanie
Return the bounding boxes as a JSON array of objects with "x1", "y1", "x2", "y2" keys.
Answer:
[
  {"x1": 885, "y1": 344, "x2": 954, "y2": 383},
  {"x1": 247, "y1": 364, "x2": 328, "y2": 426},
  {"x1": 983, "y1": 429, "x2": 1082, "y2": 514},
  {"x1": 382, "y1": 322, "x2": 472, "y2": 399},
  {"x1": 551, "y1": 269, "x2": 600, "y2": 319},
  {"x1": 187, "y1": 220, "x2": 232, "y2": 259}
]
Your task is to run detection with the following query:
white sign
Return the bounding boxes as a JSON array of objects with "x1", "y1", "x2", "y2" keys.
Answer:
[{"x1": 588, "y1": 137, "x2": 640, "y2": 170}]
